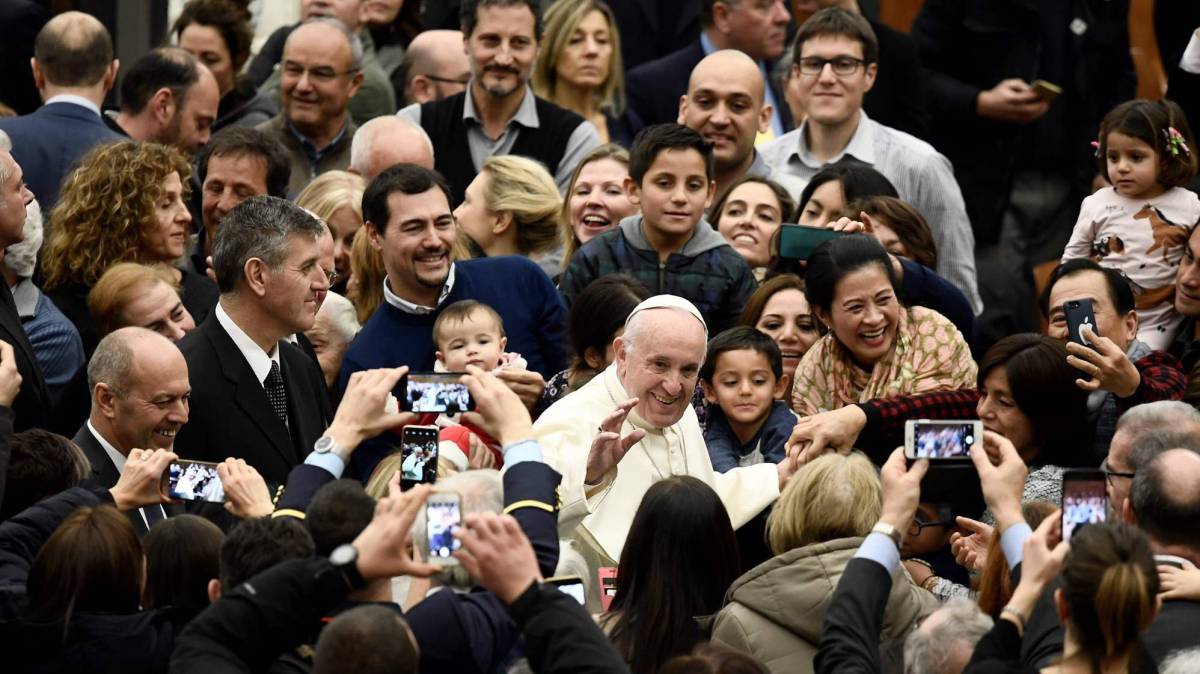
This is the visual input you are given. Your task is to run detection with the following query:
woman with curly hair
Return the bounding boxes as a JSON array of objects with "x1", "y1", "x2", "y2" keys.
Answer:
[{"x1": 42, "y1": 141, "x2": 218, "y2": 355}]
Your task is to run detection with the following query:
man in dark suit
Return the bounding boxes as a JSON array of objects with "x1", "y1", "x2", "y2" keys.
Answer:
[
  {"x1": 1128, "y1": 449, "x2": 1200, "y2": 663},
  {"x1": 625, "y1": 0, "x2": 793, "y2": 138},
  {"x1": 73, "y1": 327, "x2": 188, "y2": 535},
  {"x1": 0, "y1": 11, "x2": 121, "y2": 215},
  {"x1": 0, "y1": 138, "x2": 51, "y2": 433},
  {"x1": 173, "y1": 196, "x2": 333, "y2": 487}
]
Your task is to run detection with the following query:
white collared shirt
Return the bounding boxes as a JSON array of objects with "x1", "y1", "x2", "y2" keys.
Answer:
[
  {"x1": 381, "y1": 265, "x2": 457, "y2": 315},
  {"x1": 215, "y1": 302, "x2": 281, "y2": 386},
  {"x1": 86, "y1": 420, "x2": 165, "y2": 529},
  {"x1": 44, "y1": 94, "x2": 102, "y2": 117}
]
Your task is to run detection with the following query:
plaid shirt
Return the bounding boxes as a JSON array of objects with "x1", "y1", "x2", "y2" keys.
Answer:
[{"x1": 855, "y1": 350, "x2": 1187, "y2": 459}]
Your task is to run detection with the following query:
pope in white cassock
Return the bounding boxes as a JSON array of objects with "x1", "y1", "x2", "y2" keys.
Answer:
[{"x1": 534, "y1": 295, "x2": 794, "y2": 569}]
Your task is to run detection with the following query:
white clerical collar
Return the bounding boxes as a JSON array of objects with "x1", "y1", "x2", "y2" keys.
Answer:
[
  {"x1": 382, "y1": 264, "x2": 457, "y2": 315},
  {"x1": 215, "y1": 302, "x2": 281, "y2": 385}
]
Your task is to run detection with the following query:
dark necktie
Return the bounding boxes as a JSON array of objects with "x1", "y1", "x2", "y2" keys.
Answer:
[
  {"x1": 143, "y1": 504, "x2": 166, "y2": 527},
  {"x1": 264, "y1": 360, "x2": 289, "y2": 426}
]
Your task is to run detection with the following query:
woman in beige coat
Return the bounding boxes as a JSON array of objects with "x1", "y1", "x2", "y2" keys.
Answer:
[{"x1": 709, "y1": 452, "x2": 938, "y2": 674}]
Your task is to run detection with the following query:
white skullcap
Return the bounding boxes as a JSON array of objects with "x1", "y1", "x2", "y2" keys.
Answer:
[{"x1": 624, "y1": 294, "x2": 708, "y2": 339}]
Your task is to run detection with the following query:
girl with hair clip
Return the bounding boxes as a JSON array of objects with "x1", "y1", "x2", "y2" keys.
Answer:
[{"x1": 1062, "y1": 99, "x2": 1200, "y2": 351}]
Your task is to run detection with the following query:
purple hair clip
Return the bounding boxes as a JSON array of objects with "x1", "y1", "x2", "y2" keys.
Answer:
[{"x1": 1164, "y1": 127, "x2": 1191, "y2": 158}]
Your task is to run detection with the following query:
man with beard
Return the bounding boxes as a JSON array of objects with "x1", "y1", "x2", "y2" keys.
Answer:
[{"x1": 397, "y1": 0, "x2": 600, "y2": 204}]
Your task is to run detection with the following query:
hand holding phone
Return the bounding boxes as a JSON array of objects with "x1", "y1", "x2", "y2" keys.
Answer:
[
  {"x1": 1030, "y1": 79, "x2": 1062, "y2": 103},
  {"x1": 401, "y1": 372, "x2": 475, "y2": 414},
  {"x1": 905, "y1": 420, "x2": 981, "y2": 460},
  {"x1": 426, "y1": 491, "x2": 463, "y2": 565}
]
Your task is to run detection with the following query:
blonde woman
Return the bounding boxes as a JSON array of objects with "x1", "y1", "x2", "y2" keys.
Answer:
[
  {"x1": 533, "y1": 0, "x2": 630, "y2": 145},
  {"x1": 453, "y1": 155, "x2": 563, "y2": 277},
  {"x1": 42, "y1": 141, "x2": 218, "y2": 354},
  {"x1": 710, "y1": 452, "x2": 937, "y2": 674},
  {"x1": 346, "y1": 226, "x2": 385, "y2": 325},
  {"x1": 88, "y1": 263, "x2": 196, "y2": 343},
  {"x1": 559, "y1": 143, "x2": 636, "y2": 270},
  {"x1": 295, "y1": 170, "x2": 366, "y2": 291}
]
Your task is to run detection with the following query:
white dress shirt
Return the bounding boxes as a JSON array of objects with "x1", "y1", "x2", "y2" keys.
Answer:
[
  {"x1": 215, "y1": 302, "x2": 281, "y2": 386},
  {"x1": 86, "y1": 420, "x2": 167, "y2": 529},
  {"x1": 381, "y1": 265, "x2": 456, "y2": 315}
]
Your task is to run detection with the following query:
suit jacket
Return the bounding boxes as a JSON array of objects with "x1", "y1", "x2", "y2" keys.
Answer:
[
  {"x1": 865, "y1": 18, "x2": 928, "y2": 140},
  {"x1": 624, "y1": 39, "x2": 794, "y2": 135},
  {"x1": 72, "y1": 424, "x2": 181, "y2": 536},
  {"x1": 0, "y1": 1, "x2": 47, "y2": 116},
  {"x1": 607, "y1": 0, "x2": 701, "y2": 71},
  {"x1": 0, "y1": 281, "x2": 50, "y2": 432},
  {"x1": 0, "y1": 102, "x2": 124, "y2": 212},
  {"x1": 173, "y1": 313, "x2": 332, "y2": 487},
  {"x1": 1142, "y1": 598, "x2": 1200, "y2": 664}
]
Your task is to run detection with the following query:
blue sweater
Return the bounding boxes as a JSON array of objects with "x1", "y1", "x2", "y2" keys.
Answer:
[
  {"x1": 338, "y1": 256, "x2": 568, "y2": 478},
  {"x1": 704, "y1": 400, "x2": 796, "y2": 473}
]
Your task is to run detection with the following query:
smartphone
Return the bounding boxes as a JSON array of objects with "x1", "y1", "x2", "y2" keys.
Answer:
[
  {"x1": 1061, "y1": 469, "x2": 1107, "y2": 542},
  {"x1": 546, "y1": 575, "x2": 587, "y2": 605},
  {"x1": 425, "y1": 491, "x2": 462, "y2": 565},
  {"x1": 163, "y1": 460, "x2": 225, "y2": 503},
  {"x1": 904, "y1": 420, "x2": 982, "y2": 460},
  {"x1": 777, "y1": 224, "x2": 848, "y2": 261},
  {"x1": 1030, "y1": 79, "x2": 1062, "y2": 103},
  {"x1": 1064, "y1": 298, "x2": 1098, "y2": 347},
  {"x1": 400, "y1": 425, "x2": 439, "y2": 490},
  {"x1": 401, "y1": 372, "x2": 474, "y2": 414},
  {"x1": 597, "y1": 567, "x2": 618, "y2": 612}
]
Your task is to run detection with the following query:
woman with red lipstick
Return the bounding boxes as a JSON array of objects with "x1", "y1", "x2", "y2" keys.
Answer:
[
  {"x1": 40, "y1": 141, "x2": 218, "y2": 356},
  {"x1": 791, "y1": 235, "x2": 975, "y2": 416}
]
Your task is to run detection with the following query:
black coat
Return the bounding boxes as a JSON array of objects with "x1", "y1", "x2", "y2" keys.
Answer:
[
  {"x1": 1142, "y1": 598, "x2": 1200, "y2": 665},
  {"x1": 0, "y1": 280, "x2": 51, "y2": 433},
  {"x1": 172, "y1": 313, "x2": 332, "y2": 488},
  {"x1": 71, "y1": 424, "x2": 183, "y2": 536}
]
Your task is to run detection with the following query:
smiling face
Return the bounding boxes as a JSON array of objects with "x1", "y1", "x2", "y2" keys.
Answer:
[
  {"x1": 142, "y1": 172, "x2": 192, "y2": 262},
  {"x1": 201, "y1": 152, "x2": 270, "y2": 243},
  {"x1": 120, "y1": 280, "x2": 196, "y2": 342},
  {"x1": 678, "y1": 51, "x2": 768, "y2": 174},
  {"x1": 1176, "y1": 229, "x2": 1200, "y2": 317},
  {"x1": 755, "y1": 288, "x2": 821, "y2": 375},
  {"x1": 718, "y1": 0, "x2": 789, "y2": 61},
  {"x1": 466, "y1": 4, "x2": 538, "y2": 100},
  {"x1": 436, "y1": 308, "x2": 507, "y2": 372},
  {"x1": 701, "y1": 348, "x2": 782, "y2": 429},
  {"x1": 106, "y1": 343, "x2": 191, "y2": 452},
  {"x1": 555, "y1": 9, "x2": 612, "y2": 90},
  {"x1": 369, "y1": 187, "x2": 456, "y2": 304},
  {"x1": 325, "y1": 204, "x2": 361, "y2": 283},
  {"x1": 569, "y1": 157, "x2": 634, "y2": 244},
  {"x1": 280, "y1": 22, "x2": 363, "y2": 137},
  {"x1": 615, "y1": 309, "x2": 707, "y2": 428},
  {"x1": 975, "y1": 367, "x2": 1035, "y2": 454},
  {"x1": 797, "y1": 179, "x2": 844, "y2": 227},
  {"x1": 179, "y1": 23, "x2": 236, "y2": 96},
  {"x1": 1046, "y1": 269, "x2": 1137, "y2": 352},
  {"x1": 629, "y1": 148, "x2": 715, "y2": 254},
  {"x1": 717, "y1": 181, "x2": 783, "y2": 268},
  {"x1": 817, "y1": 264, "x2": 900, "y2": 367},
  {"x1": 794, "y1": 34, "x2": 875, "y2": 128},
  {"x1": 1105, "y1": 131, "x2": 1165, "y2": 201}
]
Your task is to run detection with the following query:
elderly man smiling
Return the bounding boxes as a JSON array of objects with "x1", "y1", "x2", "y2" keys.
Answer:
[{"x1": 535, "y1": 295, "x2": 794, "y2": 568}]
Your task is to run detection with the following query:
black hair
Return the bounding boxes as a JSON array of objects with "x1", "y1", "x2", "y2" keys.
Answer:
[
  {"x1": 568, "y1": 274, "x2": 649, "y2": 373},
  {"x1": 792, "y1": 7, "x2": 879, "y2": 66},
  {"x1": 305, "y1": 480, "x2": 378, "y2": 557},
  {"x1": 218, "y1": 517, "x2": 314, "y2": 590},
  {"x1": 1038, "y1": 258, "x2": 1136, "y2": 318},
  {"x1": 629, "y1": 123, "x2": 714, "y2": 185},
  {"x1": 796, "y1": 159, "x2": 898, "y2": 220},
  {"x1": 1130, "y1": 449, "x2": 1200, "y2": 551},
  {"x1": 118, "y1": 47, "x2": 200, "y2": 114},
  {"x1": 314, "y1": 605, "x2": 419, "y2": 674},
  {"x1": 196, "y1": 126, "x2": 292, "y2": 199},
  {"x1": 171, "y1": 0, "x2": 255, "y2": 71},
  {"x1": 34, "y1": 14, "x2": 113, "y2": 87},
  {"x1": 1097, "y1": 99, "x2": 1198, "y2": 188},
  {"x1": 362, "y1": 163, "x2": 454, "y2": 234},
  {"x1": 0, "y1": 430, "x2": 91, "y2": 520},
  {"x1": 700, "y1": 326, "x2": 784, "y2": 384},
  {"x1": 803, "y1": 234, "x2": 898, "y2": 314},
  {"x1": 460, "y1": 0, "x2": 543, "y2": 39}
]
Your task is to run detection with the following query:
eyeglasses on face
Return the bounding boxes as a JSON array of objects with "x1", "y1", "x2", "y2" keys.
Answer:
[
  {"x1": 423, "y1": 74, "x2": 471, "y2": 86},
  {"x1": 795, "y1": 56, "x2": 867, "y2": 77},
  {"x1": 907, "y1": 516, "x2": 954, "y2": 537},
  {"x1": 1100, "y1": 459, "x2": 1136, "y2": 487}
]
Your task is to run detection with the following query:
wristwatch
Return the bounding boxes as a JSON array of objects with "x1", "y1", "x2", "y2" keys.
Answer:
[
  {"x1": 314, "y1": 435, "x2": 349, "y2": 458},
  {"x1": 871, "y1": 522, "x2": 903, "y2": 549},
  {"x1": 330, "y1": 543, "x2": 367, "y2": 591}
]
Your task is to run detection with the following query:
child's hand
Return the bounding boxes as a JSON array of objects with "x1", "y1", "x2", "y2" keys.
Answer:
[{"x1": 1159, "y1": 563, "x2": 1200, "y2": 601}]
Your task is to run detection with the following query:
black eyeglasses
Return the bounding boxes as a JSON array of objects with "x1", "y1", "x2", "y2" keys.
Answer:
[
  {"x1": 1100, "y1": 459, "x2": 1136, "y2": 487},
  {"x1": 796, "y1": 56, "x2": 867, "y2": 76},
  {"x1": 907, "y1": 516, "x2": 954, "y2": 537}
]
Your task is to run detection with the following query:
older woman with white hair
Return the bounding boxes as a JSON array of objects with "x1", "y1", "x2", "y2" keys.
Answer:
[
  {"x1": 3, "y1": 198, "x2": 84, "y2": 405},
  {"x1": 305, "y1": 290, "x2": 360, "y2": 394}
]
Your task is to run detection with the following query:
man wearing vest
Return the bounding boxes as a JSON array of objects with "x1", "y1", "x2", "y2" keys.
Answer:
[{"x1": 397, "y1": 0, "x2": 601, "y2": 206}]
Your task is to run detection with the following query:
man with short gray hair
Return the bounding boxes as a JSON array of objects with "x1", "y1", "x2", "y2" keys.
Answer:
[
  {"x1": 174, "y1": 196, "x2": 334, "y2": 486},
  {"x1": 903, "y1": 598, "x2": 993, "y2": 674},
  {"x1": 349, "y1": 115, "x2": 435, "y2": 180},
  {"x1": 1105, "y1": 401, "x2": 1200, "y2": 514}
]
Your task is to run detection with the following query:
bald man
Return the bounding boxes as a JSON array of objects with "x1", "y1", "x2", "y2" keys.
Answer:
[
  {"x1": 0, "y1": 11, "x2": 122, "y2": 210},
  {"x1": 395, "y1": 30, "x2": 471, "y2": 105},
  {"x1": 678, "y1": 49, "x2": 801, "y2": 199},
  {"x1": 349, "y1": 115, "x2": 435, "y2": 181}
]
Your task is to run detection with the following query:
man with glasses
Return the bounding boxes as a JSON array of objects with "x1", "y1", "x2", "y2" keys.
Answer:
[
  {"x1": 257, "y1": 18, "x2": 362, "y2": 197},
  {"x1": 760, "y1": 7, "x2": 982, "y2": 315},
  {"x1": 395, "y1": 30, "x2": 472, "y2": 105},
  {"x1": 1104, "y1": 401, "x2": 1200, "y2": 515}
]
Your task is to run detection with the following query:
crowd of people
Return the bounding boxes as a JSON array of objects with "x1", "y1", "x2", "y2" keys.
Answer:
[{"x1": 0, "y1": 0, "x2": 1199, "y2": 672}]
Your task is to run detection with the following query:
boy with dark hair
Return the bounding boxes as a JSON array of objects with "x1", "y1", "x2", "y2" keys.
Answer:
[
  {"x1": 699, "y1": 326, "x2": 797, "y2": 472},
  {"x1": 560, "y1": 124, "x2": 757, "y2": 335}
]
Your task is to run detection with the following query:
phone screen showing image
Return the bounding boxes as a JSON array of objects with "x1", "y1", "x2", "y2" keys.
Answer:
[
  {"x1": 404, "y1": 373, "x2": 474, "y2": 414},
  {"x1": 908, "y1": 422, "x2": 978, "y2": 459},
  {"x1": 548, "y1": 578, "x2": 587, "y2": 605},
  {"x1": 1062, "y1": 470, "x2": 1107, "y2": 541},
  {"x1": 426, "y1": 498, "x2": 462, "y2": 561},
  {"x1": 401, "y1": 426, "x2": 439, "y2": 488},
  {"x1": 166, "y1": 460, "x2": 225, "y2": 503}
]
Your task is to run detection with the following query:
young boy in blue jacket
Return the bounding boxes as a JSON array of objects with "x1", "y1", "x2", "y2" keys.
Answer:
[{"x1": 700, "y1": 326, "x2": 797, "y2": 472}]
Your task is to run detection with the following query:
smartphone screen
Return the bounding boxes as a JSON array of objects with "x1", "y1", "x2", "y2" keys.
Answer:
[
  {"x1": 426, "y1": 494, "x2": 462, "y2": 564},
  {"x1": 905, "y1": 421, "x2": 980, "y2": 460},
  {"x1": 165, "y1": 460, "x2": 225, "y2": 503},
  {"x1": 400, "y1": 426, "x2": 439, "y2": 488},
  {"x1": 547, "y1": 576, "x2": 587, "y2": 605},
  {"x1": 597, "y1": 567, "x2": 618, "y2": 612},
  {"x1": 402, "y1": 372, "x2": 474, "y2": 414},
  {"x1": 1062, "y1": 469, "x2": 1107, "y2": 541},
  {"x1": 1064, "y1": 299, "x2": 1097, "y2": 347},
  {"x1": 777, "y1": 224, "x2": 847, "y2": 261}
]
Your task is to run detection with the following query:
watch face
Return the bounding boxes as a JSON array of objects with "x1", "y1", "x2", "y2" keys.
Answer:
[
  {"x1": 330, "y1": 544, "x2": 356, "y2": 566},
  {"x1": 315, "y1": 436, "x2": 334, "y2": 453}
]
